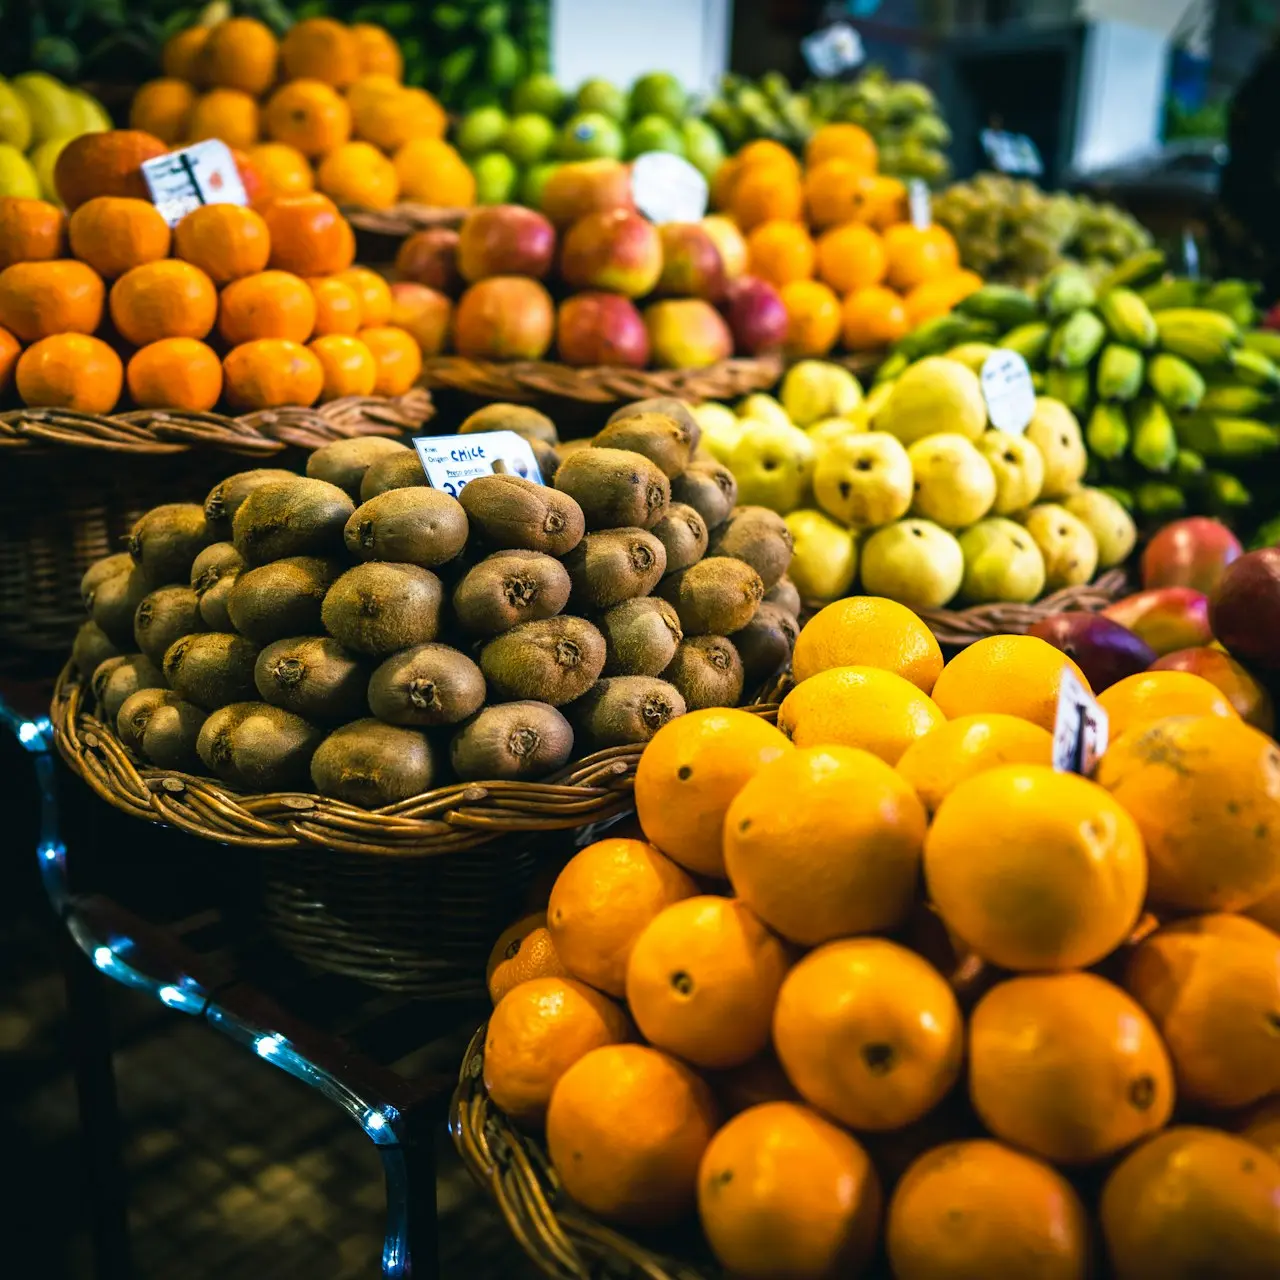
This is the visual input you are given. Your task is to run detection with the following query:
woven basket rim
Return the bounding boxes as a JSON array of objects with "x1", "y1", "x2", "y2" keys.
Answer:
[{"x1": 342, "y1": 202, "x2": 468, "y2": 236}]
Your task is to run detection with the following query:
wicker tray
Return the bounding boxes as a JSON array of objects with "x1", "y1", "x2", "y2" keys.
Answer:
[{"x1": 342, "y1": 203, "x2": 468, "y2": 237}]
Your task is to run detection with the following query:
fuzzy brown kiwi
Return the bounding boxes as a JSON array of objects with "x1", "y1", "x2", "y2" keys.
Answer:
[
  {"x1": 72, "y1": 623, "x2": 119, "y2": 687},
  {"x1": 593, "y1": 411, "x2": 692, "y2": 479},
  {"x1": 343, "y1": 488, "x2": 469, "y2": 567},
  {"x1": 128, "y1": 503, "x2": 211, "y2": 585},
  {"x1": 197, "y1": 702, "x2": 323, "y2": 790},
  {"x1": 309, "y1": 719, "x2": 435, "y2": 806},
  {"x1": 98, "y1": 654, "x2": 166, "y2": 724},
  {"x1": 305, "y1": 436, "x2": 412, "y2": 499},
  {"x1": 81, "y1": 552, "x2": 134, "y2": 612},
  {"x1": 599, "y1": 597, "x2": 683, "y2": 677},
  {"x1": 707, "y1": 506, "x2": 794, "y2": 590},
  {"x1": 670, "y1": 459, "x2": 737, "y2": 530},
  {"x1": 657, "y1": 556, "x2": 763, "y2": 637},
  {"x1": 321, "y1": 562, "x2": 443, "y2": 656},
  {"x1": 452, "y1": 550, "x2": 571, "y2": 636},
  {"x1": 764, "y1": 576, "x2": 801, "y2": 616},
  {"x1": 91, "y1": 656, "x2": 127, "y2": 703},
  {"x1": 226, "y1": 557, "x2": 342, "y2": 644},
  {"x1": 134, "y1": 586, "x2": 204, "y2": 665},
  {"x1": 366, "y1": 643, "x2": 485, "y2": 726},
  {"x1": 359, "y1": 451, "x2": 429, "y2": 502},
  {"x1": 730, "y1": 603, "x2": 798, "y2": 687},
  {"x1": 479, "y1": 616, "x2": 605, "y2": 706},
  {"x1": 569, "y1": 677, "x2": 687, "y2": 750},
  {"x1": 450, "y1": 701, "x2": 573, "y2": 781},
  {"x1": 528, "y1": 438, "x2": 561, "y2": 484},
  {"x1": 117, "y1": 687, "x2": 180, "y2": 753},
  {"x1": 606, "y1": 397, "x2": 700, "y2": 454},
  {"x1": 204, "y1": 468, "x2": 299, "y2": 537},
  {"x1": 254, "y1": 636, "x2": 369, "y2": 724},
  {"x1": 163, "y1": 632, "x2": 260, "y2": 709},
  {"x1": 553, "y1": 447, "x2": 670, "y2": 530},
  {"x1": 190, "y1": 542, "x2": 244, "y2": 631},
  {"x1": 650, "y1": 502, "x2": 708, "y2": 574},
  {"x1": 141, "y1": 699, "x2": 206, "y2": 771},
  {"x1": 459, "y1": 403, "x2": 559, "y2": 447},
  {"x1": 231, "y1": 477, "x2": 355, "y2": 566},
  {"x1": 561, "y1": 528, "x2": 666, "y2": 612},
  {"x1": 91, "y1": 566, "x2": 151, "y2": 647},
  {"x1": 458, "y1": 474, "x2": 584, "y2": 555},
  {"x1": 662, "y1": 635, "x2": 744, "y2": 710}
]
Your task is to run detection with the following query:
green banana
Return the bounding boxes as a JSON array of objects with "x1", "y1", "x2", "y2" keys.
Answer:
[
  {"x1": 1205, "y1": 470, "x2": 1252, "y2": 510},
  {"x1": 1146, "y1": 353, "x2": 1206, "y2": 412},
  {"x1": 1086, "y1": 402, "x2": 1131, "y2": 460},
  {"x1": 1129, "y1": 397, "x2": 1178, "y2": 473},
  {"x1": 1136, "y1": 481, "x2": 1188, "y2": 518},
  {"x1": 1096, "y1": 248, "x2": 1167, "y2": 294},
  {"x1": 1200, "y1": 279, "x2": 1259, "y2": 329},
  {"x1": 1030, "y1": 371, "x2": 1046, "y2": 393},
  {"x1": 874, "y1": 351, "x2": 910, "y2": 384},
  {"x1": 894, "y1": 314, "x2": 972, "y2": 361},
  {"x1": 1198, "y1": 382, "x2": 1274, "y2": 415},
  {"x1": 1038, "y1": 265, "x2": 1097, "y2": 320},
  {"x1": 1174, "y1": 448, "x2": 1206, "y2": 478},
  {"x1": 1049, "y1": 309, "x2": 1107, "y2": 369},
  {"x1": 1241, "y1": 329, "x2": 1280, "y2": 360},
  {"x1": 998, "y1": 321, "x2": 1051, "y2": 366},
  {"x1": 1100, "y1": 485, "x2": 1135, "y2": 512},
  {"x1": 1096, "y1": 344, "x2": 1144, "y2": 401},
  {"x1": 956, "y1": 284, "x2": 1039, "y2": 327},
  {"x1": 1226, "y1": 346, "x2": 1280, "y2": 389},
  {"x1": 1153, "y1": 308, "x2": 1240, "y2": 365},
  {"x1": 1139, "y1": 278, "x2": 1202, "y2": 310},
  {"x1": 1098, "y1": 288, "x2": 1158, "y2": 349},
  {"x1": 1182, "y1": 415, "x2": 1280, "y2": 459},
  {"x1": 1044, "y1": 367, "x2": 1091, "y2": 415}
]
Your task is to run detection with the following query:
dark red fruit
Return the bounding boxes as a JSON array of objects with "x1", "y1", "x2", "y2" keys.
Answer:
[
  {"x1": 1140, "y1": 517, "x2": 1242, "y2": 595},
  {"x1": 1209, "y1": 547, "x2": 1280, "y2": 671},
  {"x1": 1028, "y1": 612, "x2": 1158, "y2": 692}
]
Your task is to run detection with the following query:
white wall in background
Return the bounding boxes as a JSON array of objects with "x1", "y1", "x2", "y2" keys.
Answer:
[
  {"x1": 551, "y1": 0, "x2": 732, "y2": 95},
  {"x1": 1071, "y1": 18, "x2": 1169, "y2": 172}
]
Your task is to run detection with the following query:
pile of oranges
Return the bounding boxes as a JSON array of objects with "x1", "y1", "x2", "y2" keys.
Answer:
[
  {"x1": 714, "y1": 127, "x2": 980, "y2": 356},
  {"x1": 129, "y1": 16, "x2": 473, "y2": 211},
  {"x1": 481, "y1": 595, "x2": 1280, "y2": 1278},
  {"x1": 0, "y1": 131, "x2": 440, "y2": 416}
]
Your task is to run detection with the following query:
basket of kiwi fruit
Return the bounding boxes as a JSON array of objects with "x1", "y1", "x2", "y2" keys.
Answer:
[{"x1": 52, "y1": 400, "x2": 801, "y2": 997}]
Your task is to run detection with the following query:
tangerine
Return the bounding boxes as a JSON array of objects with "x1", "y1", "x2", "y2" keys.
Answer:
[
  {"x1": 279, "y1": 17, "x2": 361, "y2": 88},
  {"x1": 260, "y1": 192, "x2": 355, "y2": 276},
  {"x1": 307, "y1": 275, "x2": 363, "y2": 336},
  {"x1": 247, "y1": 142, "x2": 314, "y2": 198},
  {"x1": 308, "y1": 333, "x2": 376, "y2": 401},
  {"x1": 1099, "y1": 670, "x2": 1238, "y2": 739},
  {"x1": 16, "y1": 334, "x2": 122, "y2": 413},
  {"x1": 0, "y1": 326, "x2": 18, "y2": 395},
  {"x1": 109, "y1": 259, "x2": 217, "y2": 346},
  {"x1": 128, "y1": 78, "x2": 195, "y2": 144},
  {"x1": 358, "y1": 324, "x2": 421, "y2": 396},
  {"x1": 55, "y1": 130, "x2": 167, "y2": 210},
  {"x1": 126, "y1": 337, "x2": 222, "y2": 412},
  {"x1": 187, "y1": 88, "x2": 260, "y2": 150},
  {"x1": 804, "y1": 159, "x2": 875, "y2": 230},
  {"x1": 263, "y1": 80, "x2": 351, "y2": 157},
  {"x1": 884, "y1": 223, "x2": 961, "y2": 291},
  {"x1": 162, "y1": 26, "x2": 209, "y2": 82},
  {"x1": 485, "y1": 912, "x2": 566, "y2": 1005},
  {"x1": 745, "y1": 220, "x2": 815, "y2": 289},
  {"x1": 392, "y1": 139, "x2": 475, "y2": 206},
  {"x1": 841, "y1": 285, "x2": 911, "y2": 351},
  {"x1": 173, "y1": 203, "x2": 271, "y2": 284},
  {"x1": 316, "y1": 141, "x2": 398, "y2": 210},
  {"x1": 815, "y1": 220, "x2": 887, "y2": 293},
  {"x1": 778, "y1": 279, "x2": 841, "y2": 358},
  {"x1": 0, "y1": 259, "x2": 104, "y2": 341},
  {"x1": 0, "y1": 197, "x2": 64, "y2": 270},
  {"x1": 222, "y1": 338, "x2": 324, "y2": 409},
  {"x1": 805, "y1": 123, "x2": 878, "y2": 173},
  {"x1": 201, "y1": 17, "x2": 279, "y2": 97},
  {"x1": 334, "y1": 266, "x2": 391, "y2": 325},
  {"x1": 218, "y1": 270, "x2": 317, "y2": 344},
  {"x1": 350, "y1": 24, "x2": 403, "y2": 79}
]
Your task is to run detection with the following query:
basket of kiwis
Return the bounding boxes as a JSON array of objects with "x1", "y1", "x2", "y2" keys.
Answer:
[{"x1": 52, "y1": 400, "x2": 801, "y2": 998}]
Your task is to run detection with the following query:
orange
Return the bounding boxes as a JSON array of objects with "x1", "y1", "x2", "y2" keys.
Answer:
[
  {"x1": 745, "y1": 220, "x2": 815, "y2": 289},
  {"x1": 633, "y1": 707, "x2": 792, "y2": 877},
  {"x1": 804, "y1": 159, "x2": 876, "y2": 230},
  {"x1": 886, "y1": 1140, "x2": 1089, "y2": 1280},
  {"x1": 201, "y1": 17, "x2": 279, "y2": 96},
  {"x1": 391, "y1": 139, "x2": 476, "y2": 207},
  {"x1": 0, "y1": 326, "x2": 18, "y2": 396},
  {"x1": 724, "y1": 745, "x2": 927, "y2": 945},
  {"x1": 173, "y1": 204, "x2": 271, "y2": 285},
  {"x1": 1247, "y1": 880, "x2": 1280, "y2": 933},
  {"x1": 1101, "y1": 1127, "x2": 1280, "y2": 1279},
  {"x1": 387, "y1": 281, "x2": 450, "y2": 355},
  {"x1": 260, "y1": 192, "x2": 355, "y2": 276},
  {"x1": 126, "y1": 338, "x2": 223, "y2": 412},
  {"x1": 351, "y1": 23, "x2": 403, "y2": 79},
  {"x1": 162, "y1": 26, "x2": 209, "y2": 82},
  {"x1": 1126, "y1": 914, "x2": 1280, "y2": 1110},
  {"x1": 316, "y1": 140, "x2": 398, "y2": 209},
  {"x1": 1099, "y1": 670, "x2": 1239, "y2": 739},
  {"x1": 707, "y1": 1052, "x2": 799, "y2": 1117},
  {"x1": 187, "y1": 88, "x2": 260, "y2": 150},
  {"x1": 0, "y1": 260, "x2": 104, "y2": 341},
  {"x1": 815, "y1": 221, "x2": 886, "y2": 293},
  {"x1": 482, "y1": 975, "x2": 632, "y2": 1126},
  {"x1": 307, "y1": 275, "x2": 363, "y2": 335},
  {"x1": 925, "y1": 764, "x2": 1146, "y2": 971},
  {"x1": 773, "y1": 938, "x2": 963, "y2": 1131},
  {"x1": 546, "y1": 1044, "x2": 718, "y2": 1227},
  {"x1": 698, "y1": 1102, "x2": 881, "y2": 1280},
  {"x1": 68, "y1": 197, "x2": 172, "y2": 279},
  {"x1": 736, "y1": 140, "x2": 802, "y2": 179},
  {"x1": 777, "y1": 666, "x2": 945, "y2": 765},
  {"x1": 858, "y1": 174, "x2": 909, "y2": 231},
  {"x1": 335, "y1": 266, "x2": 391, "y2": 325},
  {"x1": 840, "y1": 285, "x2": 911, "y2": 351},
  {"x1": 972, "y1": 972, "x2": 1172, "y2": 1166},
  {"x1": 218, "y1": 270, "x2": 317, "y2": 344},
  {"x1": 358, "y1": 325, "x2": 421, "y2": 396},
  {"x1": 547, "y1": 837, "x2": 697, "y2": 996},
  {"x1": 54, "y1": 130, "x2": 168, "y2": 210},
  {"x1": 247, "y1": 142, "x2": 314, "y2": 198},
  {"x1": 1238, "y1": 1097, "x2": 1280, "y2": 1160},
  {"x1": 930, "y1": 634, "x2": 1091, "y2": 732},
  {"x1": 128, "y1": 78, "x2": 195, "y2": 144},
  {"x1": 896, "y1": 713, "x2": 1054, "y2": 815},
  {"x1": 884, "y1": 223, "x2": 961, "y2": 292},
  {"x1": 1096, "y1": 715, "x2": 1280, "y2": 912},
  {"x1": 778, "y1": 279, "x2": 841, "y2": 358},
  {"x1": 624, "y1": 896, "x2": 789, "y2": 1069},
  {"x1": 308, "y1": 333, "x2": 376, "y2": 401},
  {"x1": 905, "y1": 269, "x2": 984, "y2": 325},
  {"x1": 805, "y1": 122, "x2": 878, "y2": 173},
  {"x1": 16, "y1": 334, "x2": 123, "y2": 413},
  {"x1": 1151, "y1": 646, "x2": 1275, "y2": 732},
  {"x1": 263, "y1": 80, "x2": 351, "y2": 157},
  {"x1": 351, "y1": 84, "x2": 446, "y2": 153},
  {"x1": 109, "y1": 259, "x2": 217, "y2": 346},
  {"x1": 279, "y1": 17, "x2": 361, "y2": 88},
  {"x1": 485, "y1": 912, "x2": 566, "y2": 1005},
  {"x1": 730, "y1": 165, "x2": 804, "y2": 233},
  {"x1": 0, "y1": 197, "x2": 64, "y2": 270},
  {"x1": 222, "y1": 338, "x2": 324, "y2": 409}
]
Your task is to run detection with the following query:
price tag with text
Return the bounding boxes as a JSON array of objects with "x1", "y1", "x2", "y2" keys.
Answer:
[
  {"x1": 631, "y1": 152, "x2": 708, "y2": 225},
  {"x1": 142, "y1": 139, "x2": 247, "y2": 227},
  {"x1": 412, "y1": 430, "x2": 542, "y2": 499},
  {"x1": 908, "y1": 179, "x2": 931, "y2": 230},
  {"x1": 1052, "y1": 668, "x2": 1109, "y2": 776},
  {"x1": 981, "y1": 349, "x2": 1036, "y2": 435},
  {"x1": 802, "y1": 22, "x2": 865, "y2": 78}
]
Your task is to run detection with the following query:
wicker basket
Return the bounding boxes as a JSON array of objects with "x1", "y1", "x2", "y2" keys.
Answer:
[
  {"x1": 0, "y1": 391, "x2": 432, "y2": 656},
  {"x1": 343, "y1": 203, "x2": 468, "y2": 238}
]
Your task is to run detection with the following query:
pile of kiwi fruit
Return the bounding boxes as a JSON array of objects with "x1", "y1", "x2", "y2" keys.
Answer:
[{"x1": 72, "y1": 399, "x2": 799, "y2": 809}]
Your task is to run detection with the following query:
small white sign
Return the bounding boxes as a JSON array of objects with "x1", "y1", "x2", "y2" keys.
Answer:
[
  {"x1": 908, "y1": 179, "x2": 931, "y2": 231},
  {"x1": 1052, "y1": 668, "x2": 1109, "y2": 776},
  {"x1": 631, "y1": 152, "x2": 708, "y2": 225},
  {"x1": 412, "y1": 430, "x2": 543, "y2": 499},
  {"x1": 142, "y1": 139, "x2": 248, "y2": 227},
  {"x1": 979, "y1": 129, "x2": 1043, "y2": 177},
  {"x1": 981, "y1": 349, "x2": 1037, "y2": 435},
  {"x1": 802, "y1": 22, "x2": 865, "y2": 78}
]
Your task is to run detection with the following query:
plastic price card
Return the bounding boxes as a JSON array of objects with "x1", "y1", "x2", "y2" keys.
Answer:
[
  {"x1": 1052, "y1": 667, "x2": 1109, "y2": 776},
  {"x1": 142, "y1": 139, "x2": 247, "y2": 226},
  {"x1": 981, "y1": 350, "x2": 1036, "y2": 435},
  {"x1": 631, "y1": 152, "x2": 708, "y2": 225},
  {"x1": 411, "y1": 430, "x2": 543, "y2": 498}
]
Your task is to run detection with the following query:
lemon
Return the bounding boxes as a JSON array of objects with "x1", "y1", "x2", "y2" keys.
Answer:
[
  {"x1": 28, "y1": 137, "x2": 71, "y2": 203},
  {"x1": 0, "y1": 144, "x2": 41, "y2": 198},
  {"x1": 11, "y1": 72, "x2": 79, "y2": 146},
  {"x1": 65, "y1": 88, "x2": 111, "y2": 134},
  {"x1": 0, "y1": 77, "x2": 32, "y2": 149},
  {"x1": 874, "y1": 355, "x2": 987, "y2": 445}
]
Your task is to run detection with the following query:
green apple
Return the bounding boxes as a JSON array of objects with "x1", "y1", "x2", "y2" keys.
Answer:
[
  {"x1": 626, "y1": 114, "x2": 685, "y2": 159},
  {"x1": 976, "y1": 430, "x2": 1045, "y2": 516},
  {"x1": 874, "y1": 356, "x2": 987, "y2": 444},
  {"x1": 471, "y1": 151, "x2": 519, "y2": 204},
  {"x1": 1025, "y1": 396, "x2": 1087, "y2": 498},
  {"x1": 630, "y1": 71, "x2": 686, "y2": 121},
  {"x1": 907, "y1": 434, "x2": 997, "y2": 528},
  {"x1": 1021, "y1": 503, "x2": 1099, "y2": 589},
  {"x1": 1063, "y1": 488, "x2": 1136, "y2": 569},
  {"x1": 556, "y1": 111, "x2": 625, "y2": 160},
  {"x1": 574, "y1": 78, "x2": 628, "y2": 121},
  {"x1": 502, "y1": 112, "x2": 556, "y2": 166},
  {"x1": 512, "y1": 73, "x2": 567, "y2": 120},
  {"x1": 691, "y1": 402, "x2": 746, "y2": 464},
  {"x1": 784, "y1": 508, "x2": 858, "y2": 603},
  {"x1": 860, "y1": 519, "x2": 964, "y2": 610},
  {"x1": 736, "y1": 393, "x2": 792, "y2": 430},
  {"x1": 729, "y1": 419, "x2": 816, "y2": 514},
  {"x1": 455, "y1": 105, "x2": 509, "y2": 156},
  {"x1": 781, "y1": 360, "x2": 863, "y2": 427},
  {"x1": 807, "y1": 416, "x2": 865, "y2": 451},
  {"x1": 813, "y1": 431, "x2": 913, "y2": 529},
  {"x1": 958, "y1": 518, "x2": 1047, "y2": 604},
  {"x1": 681, "y1": 118, "x2": 726, "y2": 180}
]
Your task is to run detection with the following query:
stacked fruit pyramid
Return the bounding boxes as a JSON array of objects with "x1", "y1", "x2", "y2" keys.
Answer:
[
  {"x1": 74, "y1": 401, "x2": 805, "y2": 804},
  {"x1": 0, "y1": 71, "x2": 113, "y2": 202},
  {"x1": 477, "y1": 572, "x2": 1280, "y2": 1278}
]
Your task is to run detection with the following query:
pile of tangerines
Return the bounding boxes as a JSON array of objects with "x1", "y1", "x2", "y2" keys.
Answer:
[{"x1": 483, "y1": 596, "x2": 1280, "y2": 1279}]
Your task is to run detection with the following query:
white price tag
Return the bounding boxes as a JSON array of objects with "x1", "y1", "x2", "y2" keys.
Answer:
[
  {"x1": 802, "y1": 22, "x2": 865, "y2": 78},
  {"x1": 981, "y1": 350, "x2": 1036, "y2": 435},
  {"x1": 979, "y1": 129, "x2": 1043, "y2": 177},
  {"x1": 631, "y1": 152, "x2": 708, "y2": 225},
  {"x1": 1052, "y1": 668, "x2": 1109, "y2": 776},
  {"x1": 412, "y1": 430, "x2": 543, "y2": 499},
  {"x1": 908, "y1": 179, "x2": 931, "y2": 231},
  {"x1": 142, "y1": 139, "x2": 247, "y2": 227}
]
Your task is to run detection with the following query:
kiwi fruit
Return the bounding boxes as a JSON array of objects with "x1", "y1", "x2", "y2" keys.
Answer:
[
  {"x1": 650, "y1": 502, "x2": 708, "y2": 574},
  {"x1": 321, "y1": 562, "x2": 443, "y2": 656},
  {"x1": 569, "y1": 677, "x2": 687, "y2": 750},
  {"x1": 134, "y1": 586, "x2": 205, "y2": 665},
  {"x1": 528, "y1": 438, "x2": 561, "y2": 484},
  {"x1": 599, "y1": 597, "x2": 683, "y2": 676},
  {"x1": 607, "y1": 397, "x2": 700, "y2": 453},
  {"x1": 366, "y1": 643, "x2": 486, "y2": 726},
  {"x1": 731, "y1": 603, "x2": 799, "y2": 687},
  {"x1": 359, "y1": 451, "x2": 429, "y2": 502},
  {"x1": 81, "y1": 552, "x2": 134, "y2": 612},
  {"x1": 197, "y1": 702, "x2": 324, "y2": 791},
  {"x1": 204, "y1": 468, "x2": 299, "y2": 536},
  {"x1": 141, "y1": 699, "x2": 206, "y2": 771},
  {"x1": 450, "y1": 701, "x2": 573, "y2": 781},
  {"x1": 764, "y1": 576, "x2": 802, "y2": 616},
  {"x1": 662, "y1": 635, "x2": 744, "y2": 710},
  {"x1": 226, "y1": 556, "x2": 341, "y2": 644},
  {"x1": 670, "y1": 459, "x2": 737, "y2": 530},
  {"x1": 128, "y1": 503, "x2": 211, "y2": 585},
  {"x1": 458, "y1": 474, "x2": 584, "y2": 556},
  {"x1": 310, "y1": 719, "x2": 435, "y2": 807},
  {"x1": 452, "y1": 550, "x2": 571, "y2": 636},
  {"x1": 306, "y1": 436, "x2": 412, "y2": 499},
  {"x1": 254, "y1": 636, "x2": 368, "y2": 724},
  {"x1": 190, "y1": 542, "x2": 245, "y2": 631},
  {"x1": 479, "y1": 616, "x2": 606, "y2": 706},
  {"x1": 163, "y1": 632, "x2": 259, "y2": 709},
  {"x1": 562, "y1": 528, "x2": 666, "y2": 612},
  {"x1": 343, "y1": 488, "x2": 468, "y2": 567},
  {"x1": 117, "y1": 687, "x2": 182, "y2": 754},
  {"x1": 459, "y1": 403, "x2": 559, "y2": 447},
  {"x1": 658, "y1": 557, "x2": 764, "y2": 636},
  {"x1": 593, "y1": 411, "x2": 693, "y2": 479},
  {"x1": 231, "y1": 477, "x2": 355, "y2": 566},
  {"x1": 92, "y1": 655, "x2": 128, "y2": 703},
  {"x1": 98, "y1": 654, "x2": 166, "y2": 725},
  {"x1": 708, "y1": 506, "x2": 794, "y2": 590},
  {"x1": 69, "y1": 620, "x2": 118, "y2": 676},
  {"x1": 554, "y1": 447, "x2": 670, "y2": 530},
  {"x1": 91, "y1": 565, "x2": 151, "y2": 647}
]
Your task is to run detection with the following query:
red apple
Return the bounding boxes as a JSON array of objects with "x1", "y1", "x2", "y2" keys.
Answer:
[
  {"x1": 540, "y1": 159, "x2": 636, "y2": 229},
  {"x1": 655, "y1": 222, "x2": 726, "y2": 300},
  {"x1": 452, "y1": 276, "x2": 554, "y2": 360},
  {"x1": 559, "y1": 209, "x2": 663, "y2": 298},
  {"x1": 457, "y1": 204, "x2": 556, "y2": 282},
  {"x1": 1151, "y1": 647, "x2": 1275, "y2": 732},
  {"x1": 389, "y1": 281, "x2": 451, "y2": 356},
  {"x1": 1141, "y1": 517, "x2": 1243, "y2": 594},
  {"x1": 1102, "y1": 587, "x2": 1213, "y2": 656},
  {"x1": 1209, "y1": 546, "x2": 1280, "y2": 672},
  {"x1": 394, "y1": 228, "x2": 462, "y2": 294},
  {"x1": 643, "y1": 299, "x2": 733, "y2": 369},
  {"x1": 721, "y1": 276, "x2": 788, "y2": 355},
  {"x1": 1028, "y1": 612, "x2": 1157, "y2": 692},
  {"x1": 555, "y1": 292, "x2": 649, "y2": 367}
]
